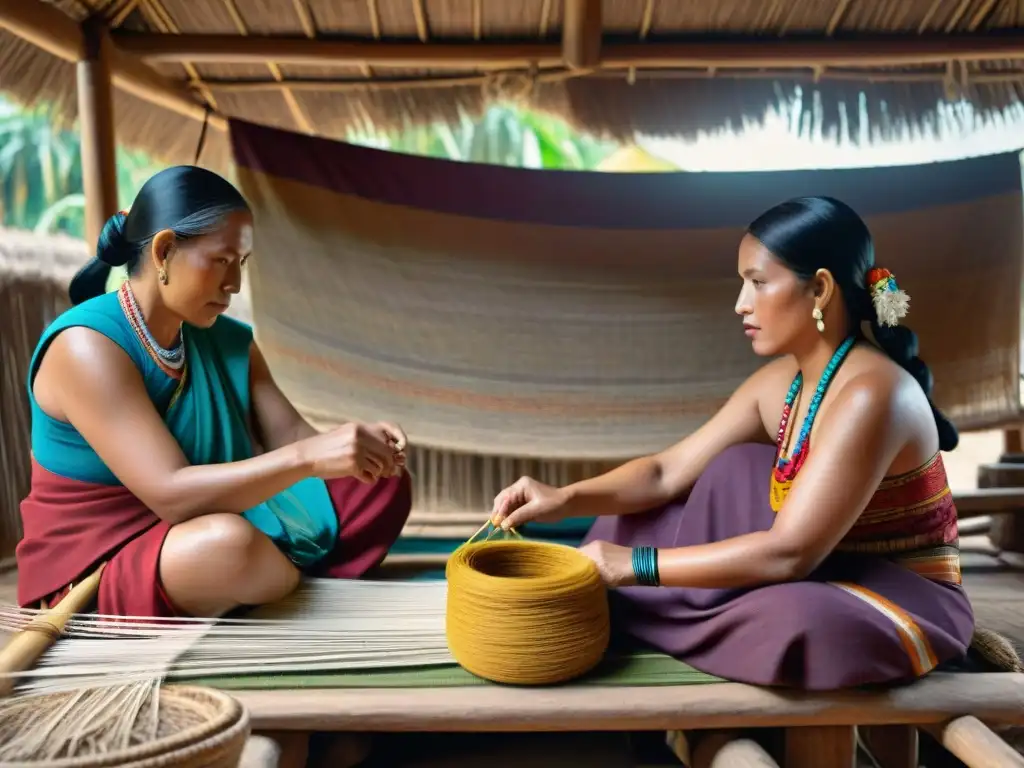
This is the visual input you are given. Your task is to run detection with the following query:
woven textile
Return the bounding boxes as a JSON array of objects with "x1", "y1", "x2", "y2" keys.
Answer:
[{"x1": 230, "y1": 120, "x2": 1024, "y2": 461}]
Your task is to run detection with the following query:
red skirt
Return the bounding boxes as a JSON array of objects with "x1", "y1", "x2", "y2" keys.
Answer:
[{"x1": 17, "y1": 461, "x2": 412, "y2": 618}]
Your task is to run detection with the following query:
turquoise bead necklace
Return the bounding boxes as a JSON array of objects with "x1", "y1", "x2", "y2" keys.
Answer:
[{"x1": 773, "y1": 335, "x2": 857, "y2": 480}]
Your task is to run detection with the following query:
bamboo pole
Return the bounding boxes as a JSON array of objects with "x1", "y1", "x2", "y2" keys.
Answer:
[
  {"x1": 0, "y1": 0, "x2": 225, "y2": 130},
  {"x1": 198, "y1": 65, "x2": 1024, "y2": 94},
  {"x1": 114, "y1": 33, "x2": 563, "y2": 68},
  {"x1": 201, "y1": 68, "x2": 583, "y2": 93},
  {"x1": 0, "y1": 564, "x2": 105, "y2": 698},
  {"x1": 77, "y1": 18, "x2": 119, "y2": 253},
  {"x1": 599, "y1": 34, "x2": 1024, "y2": 69},
  {"x1": 110, "y1": 30, "x2": 1024, "y2": 70},
  {"x1": 922, "y1": 717, "x2": 1024, "y2": 767}
]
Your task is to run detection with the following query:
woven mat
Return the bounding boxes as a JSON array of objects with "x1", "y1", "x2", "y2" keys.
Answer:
[{"x1": 175, "y1": 650, "x2": 722, "y2": 690}]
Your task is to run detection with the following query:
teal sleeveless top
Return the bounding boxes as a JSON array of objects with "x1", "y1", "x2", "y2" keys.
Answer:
[
  {"x1": 29, "y1": 291, "x2": 185, "y2": 484},
  {"x1": 27, "y1": 290, "x2": 339, "y2": 568}
]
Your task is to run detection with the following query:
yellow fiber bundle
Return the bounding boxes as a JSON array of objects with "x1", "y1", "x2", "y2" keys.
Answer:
[{"x1": 445, "y1": 540, "x2": 610, "y2": 685}]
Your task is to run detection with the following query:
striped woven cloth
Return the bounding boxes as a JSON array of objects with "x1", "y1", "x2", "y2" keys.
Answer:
[
  {"x1": 230, "y1": 120, "x2": 1023, "y2": 460},
  {"x1": 229, "y1": 120, "x2": 1024, "y2": 520}
]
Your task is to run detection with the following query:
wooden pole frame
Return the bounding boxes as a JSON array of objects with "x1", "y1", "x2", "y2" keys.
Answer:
[
  {"x1": 77, "y1": 16, "x2": 119, "y2": 252},
  {"x1": 0, "y1": 0, "x2": 225, "y2": 130},
  {"x1": 8, "y1": 2, "x2": 1024, "y2": 131},
  {"x1": 563, "y1": 0, "x2": 602, "y2": 70},
  {"x1": 108, "y1": 30, "x2": 1024, "y2": 70},
  {"x1": 113, "y1": 32, "x2": 563, "y2": 69}
]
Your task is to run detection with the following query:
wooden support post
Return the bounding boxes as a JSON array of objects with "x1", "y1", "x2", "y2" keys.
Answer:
[
  {"x1": 859, "y1": 725, "x2": 918, "y2": 768},
  {"x1": 563, "y1": 0, "x2": 602, "y2": 69},
  {"x1": 77, "y1": 17, "x2": 119, "y2": 252},
  {"x1": 1003, "y1": 428, "x2": 1024, "y2": 456},
  {"x1": 784, "y1": 726, "x2": 855, "y2": 768}
]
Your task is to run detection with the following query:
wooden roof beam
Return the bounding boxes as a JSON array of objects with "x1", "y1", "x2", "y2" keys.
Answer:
[
  {"x1": 110, "y1": 31, "x2": 1024, "y2": 69},
  {"x1": 604, "y1": 33, "x2": 1024, "y2": 68},
  {"x1": 0, "y1": 0, "x2": 225, "y2": 130},
  {"x1": 136, "y1": 0, "x2": 220, "y2": 113},
  {"x1": 115, "y1": 33, "x2": 564, "y2": 68},
  {"x1": 563, "y1": 0, "x2": 602, "y2": 69}
]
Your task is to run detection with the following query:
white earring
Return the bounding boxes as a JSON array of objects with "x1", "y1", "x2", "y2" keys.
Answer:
[{"x1": 812, "y1": 307, "x2": 824, "y2": 333}]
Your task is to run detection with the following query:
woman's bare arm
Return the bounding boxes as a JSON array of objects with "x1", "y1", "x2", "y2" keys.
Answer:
[
  {"x1": 557, "y1": 361, "x2": 782, "y2": 520},
  {"x1": 40, "y1": 328, "x2": 314, "y2": 524},
  {"x1": 654, "y1": 371, "x2": 906, "y2": 588},
  {"x1": 248, "y1": 342, "x2": 319, "y2": 450}
]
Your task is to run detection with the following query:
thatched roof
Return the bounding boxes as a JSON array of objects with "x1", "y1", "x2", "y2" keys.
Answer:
[{"x1": 4, "y1": 0, "x2": 1024, "y2": 172}]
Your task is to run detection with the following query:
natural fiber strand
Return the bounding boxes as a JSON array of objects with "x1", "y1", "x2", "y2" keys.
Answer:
[
  {"x1": 0, "y1": 684, "x2": 250, "y2": 767},
  {"x1": 445, "y1": 539, "x2": 610, "y2": 685},
  {"x1": 0, "y1": 580, "x2": 454, "y2": 696},
  {"x1": 0, "y1": 540, "x2": 609, "y2": 759},
  {"x1": 1, "y1": 539, "x2": 612, "y2": 693},
  {"x1": 0, "y1": 681, "x2": 160, "y2": 762},
  {"x1": 969, "y1": 626, "x2": 1024, "y2": 672}
]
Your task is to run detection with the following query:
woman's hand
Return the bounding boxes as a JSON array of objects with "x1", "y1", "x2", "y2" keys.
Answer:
[
  {"x1": 299, "y1": 421, "x2": 407, "y2": 483},
  {"x1": 578, "y1": 540, "x2": 635, "y2": 587},
  {"x1": 490, "y1": 476, "x2": 572, "y2": 529}
]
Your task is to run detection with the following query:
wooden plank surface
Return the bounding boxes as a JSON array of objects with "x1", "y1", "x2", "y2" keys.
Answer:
[
  {"x1": 953, "y1": 488, "x2": 1024, "y2": 516},
  {"x1": 230, "y1": 672, "x2": 1024, "y2": 732}
]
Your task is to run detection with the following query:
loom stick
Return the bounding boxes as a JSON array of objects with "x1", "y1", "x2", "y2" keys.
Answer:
[{"x1": 0, "y1": 563, "x2": 105, "y2": 697}]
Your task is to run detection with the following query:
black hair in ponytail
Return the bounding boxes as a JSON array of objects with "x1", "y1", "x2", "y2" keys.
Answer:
[
  {"x1": 68, "y1": 165, "x2": 250, "y2": 306},
  {"x1": 746, "y1": 196, "x2": 959, "y2": 452}
]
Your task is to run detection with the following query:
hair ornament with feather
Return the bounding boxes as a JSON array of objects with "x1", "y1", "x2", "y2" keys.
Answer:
[{"x1": 866, "y1": 267, "x2": 910, "y2": 327}]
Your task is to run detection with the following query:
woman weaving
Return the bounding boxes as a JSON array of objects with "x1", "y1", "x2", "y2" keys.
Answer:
[
  {"x1": 16, "y1": 165, "x2": 412, "y2": 619},
  {"x1": 491, "y1": 197, "x2": 975, "y2": 690}
]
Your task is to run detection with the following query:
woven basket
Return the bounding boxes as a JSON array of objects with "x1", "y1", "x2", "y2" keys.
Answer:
[{"x1": 0, "y1": 685, "x2": 250, "y2": 768}]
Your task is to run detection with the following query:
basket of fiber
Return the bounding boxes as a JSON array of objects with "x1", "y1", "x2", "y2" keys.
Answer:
[{"x1": 0, "y1": 683, "x2": 250, "y2": 767}]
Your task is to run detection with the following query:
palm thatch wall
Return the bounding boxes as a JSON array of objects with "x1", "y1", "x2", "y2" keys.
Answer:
[
  {"x1": 0, "y1": 229, "x2": 86, "y2": 563},
  {"x1": 5, "y1": 0, "x2": 1024, "y2": 174}
]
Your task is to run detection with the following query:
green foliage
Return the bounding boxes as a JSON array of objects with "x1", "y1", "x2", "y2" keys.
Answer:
[
  {"x1": 346, "y1": 104, "x2": 617, "y2": 170},
  {"x1": 0, "y1": 97, "x2": 163, "y2": 238},
  {"x1": 0, "y1": 97, "x2": 616, "y2": 240}
]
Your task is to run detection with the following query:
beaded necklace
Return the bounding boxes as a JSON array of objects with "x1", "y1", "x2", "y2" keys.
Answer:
[
  {"x1": 769, "y1": 335, "x2": 856, "y2": 511},
  {"x1": 117, "y1": 281, "x2": 186, "y2": 380}
]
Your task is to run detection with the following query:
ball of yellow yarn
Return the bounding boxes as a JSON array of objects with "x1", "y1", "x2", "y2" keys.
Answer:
[{"x1": 445, "y1": 539, "x2": 611, "y2": 685}]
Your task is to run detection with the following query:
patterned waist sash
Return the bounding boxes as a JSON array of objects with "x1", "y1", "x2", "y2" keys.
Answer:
[{"x1": 835, "y1": 452, "x2": 961, "y2": 585}]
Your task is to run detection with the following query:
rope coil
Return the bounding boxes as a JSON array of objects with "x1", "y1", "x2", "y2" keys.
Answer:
[{"x1": 445, "y1": 539, "x2": 610, "y2": 685}]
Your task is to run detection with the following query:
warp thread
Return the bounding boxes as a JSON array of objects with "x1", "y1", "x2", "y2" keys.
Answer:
[{"x1": 445, "y1": 538, "x2": 610, "y2": 685}]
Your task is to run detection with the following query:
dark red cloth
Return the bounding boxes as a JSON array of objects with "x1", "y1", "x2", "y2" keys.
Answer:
[
  {"x1": 17, "y1": 460, "x2": 157, "y2": 609},
  {"x1": 17, "y1": 460, "x2": 412, "y2": 617},
  {"x1": 316, "y1": 468, "x2": 412, "y2": 579}
]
